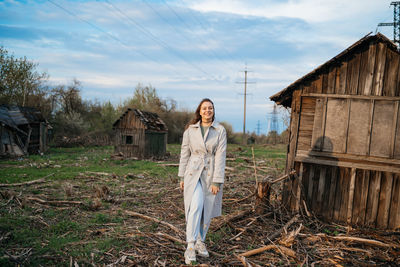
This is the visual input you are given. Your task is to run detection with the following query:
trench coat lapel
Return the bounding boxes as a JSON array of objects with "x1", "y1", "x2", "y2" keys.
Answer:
[
  {"x1": 203, "y1": 121, "x2": 217, "y2": 142},
  {"x1": 193, "y1": 121, "x2": 207, "y2": 152}
]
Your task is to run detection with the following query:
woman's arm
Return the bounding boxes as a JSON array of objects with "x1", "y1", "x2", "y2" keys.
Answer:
[
  {"x1": 178, "y1": 129, "x2": 191, "y2": 178},
  {"x1": 212, "y1": 127, "x2": 227, "y2": 184}
]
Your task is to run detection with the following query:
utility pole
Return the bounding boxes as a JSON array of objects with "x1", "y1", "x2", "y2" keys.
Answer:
[
  {"x1": 256, "y1": 120, "x2": 261, "y2": 136},
  {"x1": 378, "y1": 1, "x2": 400, "y2": 47},
  {"x1": 237, "y1": 66, "x2": 255, "y2": 145}
]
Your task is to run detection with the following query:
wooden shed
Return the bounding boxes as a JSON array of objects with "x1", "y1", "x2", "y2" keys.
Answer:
[
  {"x1": 0, "y1": 105, "x2": 50, "y2": 156},
  {"x1": 270, "y1": 33, "x2": 400, "y2": 230},
  {"x1": 113, "y1": 108, "x2": 168, "y2": 159}
]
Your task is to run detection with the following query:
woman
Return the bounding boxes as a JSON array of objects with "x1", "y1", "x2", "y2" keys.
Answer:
[{"x1": 178, "y1": 98, "x2": 227, "y2": 264}]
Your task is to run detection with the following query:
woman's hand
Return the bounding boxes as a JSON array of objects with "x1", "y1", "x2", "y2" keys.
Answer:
[
  {"x1": 180, "y1": 181, "x2": 184, "y2": 191},
  {"x1": 211, "y1": 185, "x2": 219, "y2": 195}
]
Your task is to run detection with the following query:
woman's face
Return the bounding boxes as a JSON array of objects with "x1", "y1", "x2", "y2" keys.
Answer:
[{"x1": 200, "y1": 101, "x2": 214, "y2": 122}]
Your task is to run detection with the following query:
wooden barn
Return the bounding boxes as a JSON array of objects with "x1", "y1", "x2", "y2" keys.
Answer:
[
  {"x1": 270, "y1": 33, "x2": 400, "y2": 230},
  {"x1": 0, "y1": 105, "x2": 50, "y2": 157},
  {"x1": 113, "y1": 108, "x2": 168, "y2": 159}
]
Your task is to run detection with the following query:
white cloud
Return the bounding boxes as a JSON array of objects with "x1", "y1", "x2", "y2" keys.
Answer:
[{"x1": 184, "y1": 0, "x2": 384, "y2": 23}]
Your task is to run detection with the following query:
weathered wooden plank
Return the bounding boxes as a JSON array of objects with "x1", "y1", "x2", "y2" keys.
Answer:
[
  {"x1": 327, "y1": 66, "x2": 337, "y2": 94},
  {"x1": 302, "y1": 92, "x2": 400, "y2": 101},
  {"x1": 359, "y1": 170, "x2": 371, "y2": 226},
  {"x1": 302, "y1": 163, "x2": 310, "y2": 206},
  {"x1": 327, "y1": 166, "x2": 338, "y2": 220},
  {"x1": 370, "y1": 100, "x2": 396, "y2": 157},
  {"x1": 346, "y1": 53, "x2": 361, "y2": 94},
  {"x1": 394, "y1": 102, "x2": 400, "y2": 159},
  {"x1": 295, "y1": 155, "x2": 400, "y2": 173},
  {"x1": 339, "y1": 168, "x2": 350, "y2": 223},
  {"x1": 307, "y1": 165, "x2": 315, "y2": 206},
  {"x1": 311, "y1": 166, "x2": 321, "y2": 212},
  {"x1": 301, "y1": 97, "x2": 317, "y2": 113},
  {"x1": 372, "y1": 43, "x2": 387, "y2": 96},
  {"x1": 316, "y1": 166, "x2": 326, "y2": 214},
  {"x1": 383, "y1": 48, "x2": 400, "y2": 97},
  {"x1": 323, "y1": 98, "x2": 349, "y2": 153},
  {"x1": 347, "y1": 168, "x2": 356, "y2": 224},
  {"x1": 287, "y1": 90, "x2": 302, "y2": 172},
  {"x1": 321, "y1": 166, "x2": 332, "y2": 219},
  {"x1": 365, "y1": 171, "x2": 382, "y2": 227},
  {"x1": 390, "y1": 101, "x2": 399, "y2": 158},
  {"x1": 311, "y1": 97, "x2": 325, "y2": 151},
  {"x1": 295, "y1": 163, "x2": 304, "y2": 211},
  {"x1": 388, "y1": 174, "x2": 400, "y2": 229},
  {"x1": 362, "y1": 44, "x2": 377, "y2": 96},
  {"x1": 338, "y1": 61, "x2": 348, "y2": 94},
  {"x1": 290, "y1": 162, "x2": 301, "y2": 210},
  {"x1": 351, "y1": 169, "x2": 364, "y2": 225},
  {"x1": 347, "y1": 99, "x2": 372, "y2": 155},
  {"x1": 376, "y1": 172, "x2": 394, "y2": 229},
  {"x1": 321, "y1": 73, "x2": 329, "y2": 94},
  {"x1": 333, "y1": 167, "x2": 344, "y2": 221}
]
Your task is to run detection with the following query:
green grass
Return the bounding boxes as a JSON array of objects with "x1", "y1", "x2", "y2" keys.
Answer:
[{"x1": 0, "y1": 143, "x2": 286, "y2": 265}]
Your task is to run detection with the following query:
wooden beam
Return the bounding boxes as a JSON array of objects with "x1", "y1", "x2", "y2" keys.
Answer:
[
  {"x1": 301, "y1": 93, "x2": 400, "y2": 101},
  {"x1": 294, "y1": 156, "x2": 400, "y2": 173},
  {"x1": 347, "y1": 168, "x2": 356, "y2": 224}
]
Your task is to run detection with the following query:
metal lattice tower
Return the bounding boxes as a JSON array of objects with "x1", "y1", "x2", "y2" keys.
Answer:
[
  {"x1": 266, "y1": 104, "x2": 280, "y2": 144},
  {"x1": 378, "y1": 1, "x2": 400, "y2": 46}
]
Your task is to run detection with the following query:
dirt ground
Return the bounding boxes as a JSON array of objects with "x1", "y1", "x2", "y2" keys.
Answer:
[{"x1": 0, "y1": 145, "x2": 399, "y2": 266}]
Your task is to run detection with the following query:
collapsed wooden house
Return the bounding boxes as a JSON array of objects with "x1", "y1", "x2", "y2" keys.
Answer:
[
  {"x1": 113, "y1": 108, "x2": 168, "y2": 159},
  {"x1": 0, "y1": 105, "x2": 50, "y2": 157},
  {"x1": 270, "y1": 33, "x2": 400, "y2": 230}
]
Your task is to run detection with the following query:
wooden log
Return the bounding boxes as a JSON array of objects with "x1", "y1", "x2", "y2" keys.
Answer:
[
  {"x1": 318, "y1": 234, "x2": 399, "y2": 248},
  {"x1": 266, "y1": 215, "x2": 300, "y2": 242},
  {"x1": 239, "y1": 244, "x2": 296, "y2": 258},
  {"x1": 255, "y1": 178, "x2": 271, "y2": 215},
  {"x1": 0, "y1": 173, "x2": 54, "y2": 187},
  {"x1": 124, "y1": 210, "x2": 184, "y2": 235}
]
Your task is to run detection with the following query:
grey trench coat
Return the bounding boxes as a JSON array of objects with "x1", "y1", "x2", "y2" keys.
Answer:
[{"x1": 178, "y1": 121, "x2": 227, "y2": 224}]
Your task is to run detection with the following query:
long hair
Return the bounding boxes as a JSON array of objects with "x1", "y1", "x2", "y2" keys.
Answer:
[{"x1": 185, "y1": 98, "x2": 215, "y2": 130}]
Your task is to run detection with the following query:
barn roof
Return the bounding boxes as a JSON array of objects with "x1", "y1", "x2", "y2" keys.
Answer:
[
  {"x1": 0, "y1": 106, "x2": 27, "y2": 134},
  {"x1": 113, "y1": 108, "x2": 168, "y2": 132},
  {"x1": 270, "y1": 33, "x2": 399, "y2": 107}
]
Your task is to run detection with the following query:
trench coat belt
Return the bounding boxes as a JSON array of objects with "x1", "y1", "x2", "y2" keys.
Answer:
[{"x1": 190, "y1": 153, "x2": 214, "y2": 164}]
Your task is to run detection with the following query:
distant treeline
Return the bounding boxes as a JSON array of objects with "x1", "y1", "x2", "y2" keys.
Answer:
[{"x1": 0, "y1": 46, "x2": 287, "y2": 146}]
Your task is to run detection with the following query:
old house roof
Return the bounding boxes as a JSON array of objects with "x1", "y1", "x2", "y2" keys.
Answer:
[
  {"x1": 113, "y1": 108, "x2": 168, "y2": 132},
  {"x1": 270, "y1": 33, "x2": 399, "y2": 107},
  {"x1": 0, "y1": 106, "x2": 19, "y2": 130}
]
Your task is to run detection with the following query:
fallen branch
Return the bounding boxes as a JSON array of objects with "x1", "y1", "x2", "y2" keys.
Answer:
[
  {"x1": 85, "y1": 171, "x2": 111, "y2": 176},
  {"x1": 155, "y1": 232, "x2": 185, "y2": 244},
  {"x1": 317, "y1": 234, "x2": 400, "y2": 248},
  {"x1": 269, "y1": 170, "x2": 297, "y2": 185},
  {"x1": 225, "y1": 192, "x2": 256, "y2": 204},
  {"x1": 124, "y1": 210, "x2": 184, "y2": 235},
  {"x1": 266, "y1": 214, "x2": 300, "y2": 242},
  {"x1": 239, "y1": 244, "x2": 296, "y2": 258},
  {"x1": 213, "y1": 209, "x2": 253, "y2": 230},
  {"x1": 0, "y1": 175, "x2": 50, "y2": 187},
  {"x1": 26, "y1": 197, "x2": 82, "y2": 206},
  {"x1": 235, "y1": 254, "x2": 253, "y2": 267}
]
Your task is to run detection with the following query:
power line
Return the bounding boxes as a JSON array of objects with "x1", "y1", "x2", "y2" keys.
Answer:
[
  {"x1": 47, "y1": 0, "x2": 163, "y2": 65},
  {"x1": 103, "y1": 0, "x2": 220, "y2": 81},
  {"x1": 157, "y1": 0, "x2": 239, "y2": 74}
]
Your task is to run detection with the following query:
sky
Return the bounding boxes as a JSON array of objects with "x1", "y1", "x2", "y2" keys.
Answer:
[{"x1": 0, "y1": 0, "x2": 395, "y2": 133}]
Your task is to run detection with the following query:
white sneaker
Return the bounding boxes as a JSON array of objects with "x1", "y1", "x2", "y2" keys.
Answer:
[
  {"x1": 195, "y1": 239, "x2": 209, "y2": 257},
  {"x1": 184, "y1": 247, "x2": 196, "y2": 264}
]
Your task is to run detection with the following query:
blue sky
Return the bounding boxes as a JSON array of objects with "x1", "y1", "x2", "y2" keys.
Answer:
[{"x1": 0, "y1": 0, "x2": 394, "y2": 133}]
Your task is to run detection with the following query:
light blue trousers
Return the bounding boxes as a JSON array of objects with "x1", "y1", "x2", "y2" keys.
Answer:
[{"x1": 186, "y1": 179, "x2": 210, "y2": 243}]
